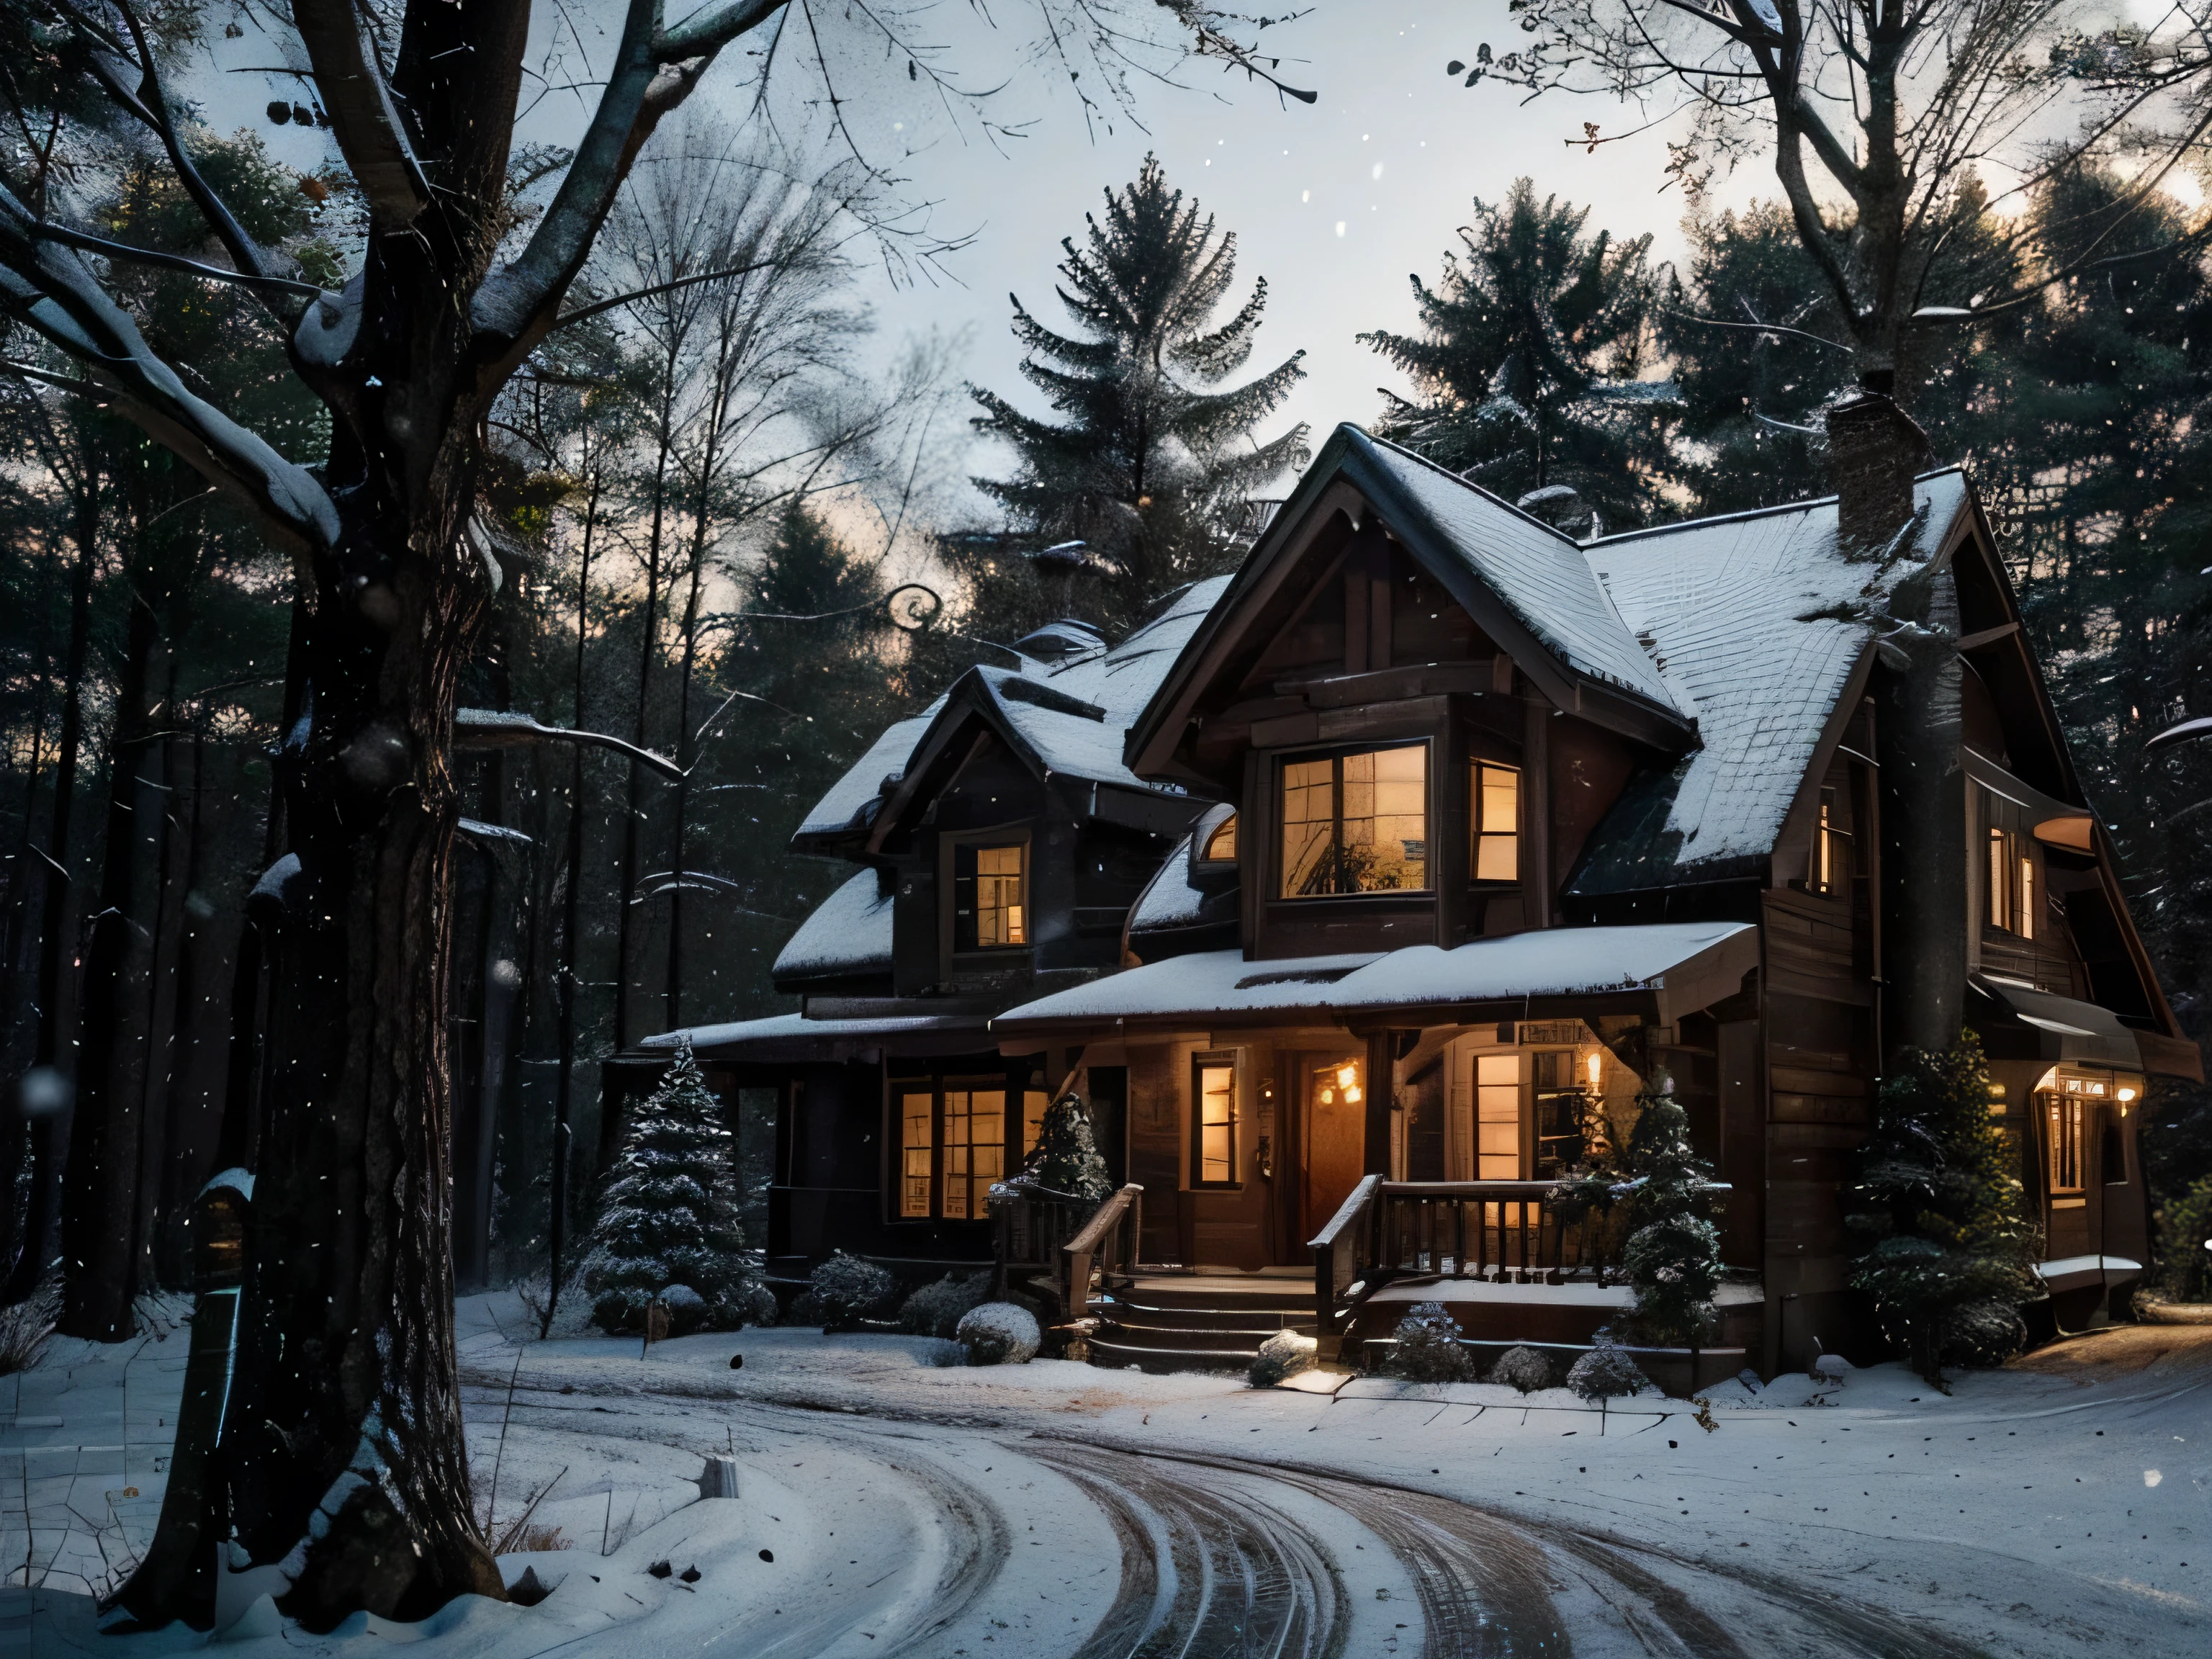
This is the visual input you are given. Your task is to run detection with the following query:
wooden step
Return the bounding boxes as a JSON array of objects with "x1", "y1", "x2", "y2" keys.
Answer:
[{"x1": 1094, "y1": 1299, "x2": 1310, "y2": 1335}]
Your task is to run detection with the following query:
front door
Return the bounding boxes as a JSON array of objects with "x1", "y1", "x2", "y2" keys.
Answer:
[{"x1": 1302, "y1": 1051, "x2": 1368, "y2": 1241}]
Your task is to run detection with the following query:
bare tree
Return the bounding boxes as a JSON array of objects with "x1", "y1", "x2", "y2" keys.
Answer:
[
  {"x1": 1460, "y1": 0, "x2": 2212, "y2": 389},
  {"x1": 0, "y1": 0, "x2": 1310, "y2": 1629}
]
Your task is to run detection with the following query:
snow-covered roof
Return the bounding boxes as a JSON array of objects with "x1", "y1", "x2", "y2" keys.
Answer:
[
  {"x1": 993, "y1": 921, "x2": 1756, "y2": 1031},
  {"x1": 771, "y1": 870, "x2": 892, "y2": 985},
  {"x1": 639, "y1": 1009, "x2": 987, "y2": 1063},
  {"x1": 1570, "y1": 472, "x2": 1972, "y2": 893},
  {"x1": 1352, "y1": 431, "x2": 1681, "y2": 713},
  {"x1": 791, "y1": 577, "x2": 1230, "y2": 853},
  {"x1": 1127, "y1": 834, "x2": 1205, "y2": 932}
]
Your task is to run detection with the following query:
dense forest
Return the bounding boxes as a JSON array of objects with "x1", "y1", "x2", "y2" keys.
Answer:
[{"x1": 7, "y1": 130, "x2": 2212, "y2": 1334}]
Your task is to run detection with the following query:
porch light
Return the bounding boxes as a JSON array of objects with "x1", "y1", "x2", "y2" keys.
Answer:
[
  {"x1": 2118, "y1": 1086, "x2": 2137, "y2": 1103},
  {"x1": 1344, "y1": 1084, "x2": 1363, "y2": 1104},
  {"x1": 1586, "y1": 1052, "x2": 1602, "y2": 1087},
  {"x1": 1337, "y1": 1063, "x2": 1358, "y2": 1089}
]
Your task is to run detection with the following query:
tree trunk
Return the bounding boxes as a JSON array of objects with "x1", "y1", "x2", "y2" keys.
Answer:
[
  {"x1": 547, "y1": 476, "x2": 601, "y2": 1320},
  {"x1": 61, "y1": 583, "x2": 163, "y2": 1339},
  {"x1": 5, "y1": 472, "x2": 99, "y2": 1307}
]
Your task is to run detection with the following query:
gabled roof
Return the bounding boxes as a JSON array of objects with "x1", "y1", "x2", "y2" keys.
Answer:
[
  {"x1": 1126, "y1": 425, "x2": 1697, "y2": 775},
  {"x1": 793, "y1": 577, "x2": 1231, "y2": 858},
  {"x1": 1570, "y1": 471, "x2": 1973, "y2": 894}
]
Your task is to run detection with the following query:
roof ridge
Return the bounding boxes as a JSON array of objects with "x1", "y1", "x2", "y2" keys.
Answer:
[
  {"x1": 1354, "y1": 426, "x2": 1586, "y2": 546},
  {"x1": 1586, "y1": 464, "x2": 1969, "y2": 550}
]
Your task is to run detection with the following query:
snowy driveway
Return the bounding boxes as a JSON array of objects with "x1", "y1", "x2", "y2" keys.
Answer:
[{"x1": 0, "y1": 1298, "x2": 2206, "y2": 1655}]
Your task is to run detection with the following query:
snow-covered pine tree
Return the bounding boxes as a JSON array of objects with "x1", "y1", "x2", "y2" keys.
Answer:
[
  {"x1": 583, "y1": 1038, "x2": 761, "y2": 1336},
  {"x1": 1619, "y1": 1080, "x2": 1725, "y2": 1349},
  {"x1": 970, "y1": 154, "x2": 1309, "y2": 621},
  {"x1": 1845, "y1": 1033, "x2": 2043, "y2": 1387},
  {"x1": 1358, "y1": 178, "x2": 1668, "y2": 531},
  {"x1": 1000, "y1": 1093, "x2": 1115, "y2": 1213}
]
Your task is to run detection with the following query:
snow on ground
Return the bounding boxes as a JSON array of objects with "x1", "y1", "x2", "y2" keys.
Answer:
[{"x1": 0, "y1": 1293, "x2": 2203, "y2": 1655}]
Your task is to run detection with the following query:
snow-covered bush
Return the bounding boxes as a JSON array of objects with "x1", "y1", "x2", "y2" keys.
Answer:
[
  {"x1": 796, "y1": 1251, "x2": 897, "y2": 1332},
  {"x1": 1487, "y1": 1345, "x2": 1554, "y2": 1394},
  {"x1": 897, "y1": 1272, "x2": 989, "y2": 1339},
  {"x1": 1809, "y1": 1353, "x2": 1851, "y2": 1387},
  {"x1": 1567, "y1": 1334, "x2": 1650, "y2": 1404},
  {"x1": 956, "y1": 1301, "x2": 1040, "y2": 1365},
  {"x1": 583, "y1": 1038, "x2": 762, "y2": 1336},
  {"x1": 1249, "y1": 1329, "x2": 1317, "y2": 1388},
  {"x1": 1383, "y1": 1301, "x2": 1473, "y2": 1382}
]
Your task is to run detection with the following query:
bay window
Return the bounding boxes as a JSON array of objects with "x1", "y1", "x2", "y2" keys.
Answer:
[{"x1": 1279, "y1": 745, "x2": 1429, "y2": 897}]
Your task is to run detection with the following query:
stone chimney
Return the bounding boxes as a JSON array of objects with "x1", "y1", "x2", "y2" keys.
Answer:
[{"x1": 1826, "y1": 391, "x2": 1932, "y2": 552}]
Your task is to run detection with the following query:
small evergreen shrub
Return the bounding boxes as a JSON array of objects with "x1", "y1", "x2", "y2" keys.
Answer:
[
  {"x1": 1249, "y1": 1329, "x2": 1318, "y2": 1388},
  {"x1": 1844, "y1": 1033, "x2": 2042, "y2": 1386},
  {"x1": 1487, "y1": 1345, "x2": 1554, "y2": 1394},
  {"x1": 997, "y1": 1093, "x2": 1114, "y2": 1218},
  {"x1": 1567, "y1": 1334, "x2": 1649, "y2": 1404},
  {"x1": 797, "y1": 1251, "x2": 897, "y2": 1332},
  {"x1": 1384, "y1": 1301, "x2": 1473, "y2": 1382},
  {"x1": 583, "y1": 1038, "x2": 761, "y2": 1336},
  {"x1": 897, "y1": 1272, "x2": 990, "y2": 1339},
  {"x1": 956, "y1": 1302, "x2": 1041, "y2": 1365},
  {"x1": 1619, "y1": 1081, "x2": 1724, "y2": 1349}
]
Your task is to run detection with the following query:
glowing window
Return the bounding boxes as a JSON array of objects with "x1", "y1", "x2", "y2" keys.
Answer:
[
  {"x1": 1279, "y1": 745, "x2": 1428, "y2": 897},
  {"x1": 1194, "y1": 1057, "x2": 1238, "y2": 1185},
  {"x1": 1810, "y1": 786, "x2": 1853, "y2": 896},
  {"x1": 940, "y1": 1087, "x2": 1005, "y2": 1220},
  {"x1": 1022, "y1": 1089, "x2": 1049, "y2": 1156},
  {"x1": 2046, "y1": 1090, "x2": 2084, "y2": 1196},
  {"x1": 1472, "y1": 762, "x2": 1520, "y2": 882},
  {"x1": 1476, "y1": 1052, "x2": 1521, "y2": 1179},
  {"x1": 954, "y1": 842, "x2": 1027, "y2": 950},
  {"x1": 1202, "y1": 814, "x2": 1238, "y2": 862},
  {"x1": 899, "y1": 1091, "x2": 935, "y2": 1218}
]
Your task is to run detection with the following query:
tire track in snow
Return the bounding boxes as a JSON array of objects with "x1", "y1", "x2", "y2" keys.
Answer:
[{"x1": 1024, "y1": 1441, "x2": 1348, "y2": 1659}]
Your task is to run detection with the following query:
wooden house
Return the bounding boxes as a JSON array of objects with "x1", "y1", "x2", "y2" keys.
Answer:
[{"x1": 638, "y1": 413, "x2": 2197, "y2": 1382}]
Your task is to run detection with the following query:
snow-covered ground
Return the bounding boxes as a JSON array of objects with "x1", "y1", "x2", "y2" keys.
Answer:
[{"x1": 1, "y1": 1292, "x2": 2205, "y2": 1655}]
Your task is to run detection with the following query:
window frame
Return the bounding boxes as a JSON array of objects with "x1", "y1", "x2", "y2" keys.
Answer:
[
  {"x1": 889, "y1": 1070, "x2": 1044, "y2": 1223},
  {"x1": 1470, "y1": 758, "x2": 1522, "y2": 886},
  {"x1": 943, "y1": 826, "x2": 1034, "y2": 960},
  {"x1": 1273, "y1": 740, "x2": 1433, "y2": 901},
  {"x1": 1200, "y1": 811, "x2": 1238, "y2": 866},
  {"x1": 1983, "y1": 792, "x2": 2038, "y2": 940},
  {"x1": 1809, "y1": 783, "x2": 1854, "y2": 897},
  {"x1": 1190, "y1": 1051, "x2": 1241, "y2": 1189},
  {"x1": 2042, "y1": 1081, "x2": 2092, "y2": 1206}
]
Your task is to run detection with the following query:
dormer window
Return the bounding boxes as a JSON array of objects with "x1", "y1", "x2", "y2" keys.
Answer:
[
  {"x1": 1471, "y1": 762, "x2": 1521, "y2": 882},
  {"x1": 1985, "y1": 793, "x2": 2036, "y2": 939},
  {"x1": 954, "y1": 840, "x2": 1028, "y2": 950},
  {"x1": 1809, "y1": 786, "x2": 1853, "y2": 896},
  {"x1": 1279, "y1": 745, "x2": 1429, "y2": 897},
  {"x1": 1202, "y1": 813, "x2": 1238, "y2": 863}
]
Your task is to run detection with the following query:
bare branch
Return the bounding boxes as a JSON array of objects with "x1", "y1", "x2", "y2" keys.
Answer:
[
  {"x1": 26, "y1": 217, "x2": 335, "y2": 302},
  {"x1": 453, "y1": 707, "x2": 683, "y2": 780},
  {"x1": 655, "y1": 0, "x2": 790, "y2": 60},
  {"x1": 292, "y1": 0, "x2": 431, "y2": 227},
  {"x1": 548, "y1": 259, "x2": 778, "y2": 331}
]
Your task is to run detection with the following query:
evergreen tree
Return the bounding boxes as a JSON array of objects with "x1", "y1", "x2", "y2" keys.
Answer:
[
  {"x1": 999, "y1": 1093, "x2": 1114, "y2": 1213},
  {"x1": 971, "y1": 154, "x2": 1309, "y2": 621},
  {"x1": 1619, "y1": 1084, "x2": 1725, "y2": 1349},
  {"x1": 1360, "y1": 179, "x2": 1668, "y2": 530},
  {"x1": 1845, "y1": 1034, "x2": 2043, "y2": 1388},
  {"x1": 583, "y1": 1038, "x2": 760, "y2": 1335}
]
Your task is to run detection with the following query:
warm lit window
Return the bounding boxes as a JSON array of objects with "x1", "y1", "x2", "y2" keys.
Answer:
[
  {"x1": 1476, "y1": 1052, "x2": 1521, "y2": 1179},
  {"x1": 1810, "y1": 786, "x2": 1853, "y2": 896},
  {"x1": 940, "y1": 1087, "x2": 1005, "y2": 1219},
  {"x1": 2046, "y1": 1090, "x2": 2084, "y2": 1197},
  {"x1": 954, "y1": 842, "x2": 1027, "y2": 950},
  {"x1": 1985, "y1": 792, "x2": 2037, "y2": 939},
  {"x1": 1022, "y1": 1089, "x2": 1049, "y2": 1156},
  {"x1": 1193, "y1": 1055, "x2": 1238, "y2": 1185},
  {"x1": 899, "y1": 1090, "x2": 935, "y2": 1218},
  {"x1": 1202, "y1": 813, "x2": 1238, "y2": 862},
  {"x1": 1279, "y1": 745, "x2": 1428, "y2": 897},
  {"x1": 1472, "y1": 761, "x2": 1520, "y2": 882}
]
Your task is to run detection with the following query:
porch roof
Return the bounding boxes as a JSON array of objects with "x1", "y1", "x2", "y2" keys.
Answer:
[
  {"x1": 639, "y1": 1010, "x2": 990, "y2": 1066},
  {"x1": 990, "y1": 920, "x2": 1758, "y2": 1033},
  {"x1": 1971, "y1": 976, "x2": 2144, "y2": 1071}
]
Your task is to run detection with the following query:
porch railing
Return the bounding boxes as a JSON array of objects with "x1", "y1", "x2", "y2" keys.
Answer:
[
  {"x1": 1310, "y1": 1178, "x2": 1731, "y2": 1359},
  {"x1": 994, "y1": 1183, "x2": 1142, "y2": 1322}
]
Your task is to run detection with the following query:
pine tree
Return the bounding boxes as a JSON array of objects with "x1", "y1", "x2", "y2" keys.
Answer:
[
  {"x1": 1360, "y1": 179, "x2": 1668, "y2": 531},
  {"x1": 970, "y1": 154, "x2": 1309, "y2": 621},
  {"x1": 1845, "y1": 1034, "x2": 2043, "y2": 1388},
  {"x1": 1619, "y1": 1082, "x2": 1725, "y2": 1349},
  {"x1": 1000, "y1": 1093, "x2": 1113, "y2": 1213},
  {"x1": 583, "y1": 1038, "x2": 760, "y2": 1334}
]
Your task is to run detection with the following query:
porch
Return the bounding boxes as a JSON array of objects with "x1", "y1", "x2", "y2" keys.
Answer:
[{"x1": 1001, "y1": 1173, "x2": 1760, "y2": 1392}]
